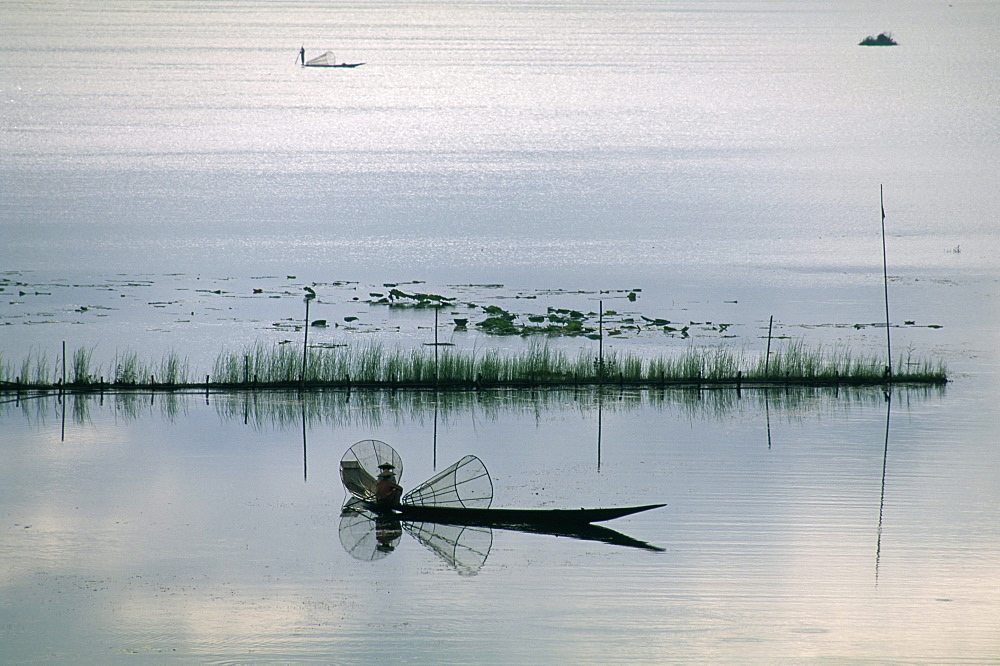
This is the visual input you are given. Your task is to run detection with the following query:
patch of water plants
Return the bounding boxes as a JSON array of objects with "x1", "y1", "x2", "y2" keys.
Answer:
[
  {"x1": 0, "y1": 347, "x2": 192, "y2": 387},
  {"x1": 368, "y1": 288, "x2": 456, "y2": 308},
  {"x1": 473, "y1": 305, "x2": 599, "y2": 337},
  {"x1": 359, "y1": 285, "x2": 722, "y2": 340},
  {"x1": 859, "y1": 32, "x2": 897, "y2": 46},
  {"x1": 0, "y1": 340, "x2": 946, "y2": 392}
]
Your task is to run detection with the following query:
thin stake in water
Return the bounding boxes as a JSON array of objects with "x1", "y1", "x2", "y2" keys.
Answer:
[
  {"x1": 765, "y1": 315, "x2": 774, "y2": 376},
  {"x1": 598, "y1": 299, "x2": 604, "y2": 379},
  {"x1": 881, "y1": 185, "x2": 892, "y2": 377},
  {"x1": 302, "y1": 286, "x2": 316, "y2": 383}
]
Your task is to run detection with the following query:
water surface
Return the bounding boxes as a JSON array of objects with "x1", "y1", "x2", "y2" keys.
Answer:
[
  {"x1": 2, "y1": 0, "x2": 998, "y2": 662},
  {"x1": 2, "y1": 383, "x2": 998, "y2": 663}
]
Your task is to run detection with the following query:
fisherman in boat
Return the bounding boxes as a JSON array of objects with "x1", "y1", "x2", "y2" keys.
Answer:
[{"x1": 374, "y1": 463, "x2": 403, "y2": 507}]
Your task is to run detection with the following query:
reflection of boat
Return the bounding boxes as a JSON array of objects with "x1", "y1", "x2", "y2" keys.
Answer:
[
  {"x1": 303, "y1": 51, "x2": 365, "y2": 68},
  {"x1": 337, "y1": 439, "x2": 665, "y2": 571},
  {"x1": 340, "y1": 498, "x2": 494, "y2": 574}
]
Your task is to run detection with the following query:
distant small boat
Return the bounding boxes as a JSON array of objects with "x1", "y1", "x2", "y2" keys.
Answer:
[
  {"x1": 302, "y1": 50, "x2": 365, "y2": 68},
  {"x1": 859, "y1": 32, "x2": 898, "y2": 46}
]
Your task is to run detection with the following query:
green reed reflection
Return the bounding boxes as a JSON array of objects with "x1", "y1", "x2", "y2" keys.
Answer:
[{"x1": 2, "y1": 384, "x2": 945, "y2": 430}]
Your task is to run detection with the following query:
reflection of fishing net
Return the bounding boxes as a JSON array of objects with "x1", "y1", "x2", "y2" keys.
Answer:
[
  {"x1": 339, "y1": 498, "x2": 400, "y2": 561},
  {"x1": 405, "y1": 522, "x2": 493, "y2": 576},
  {"x1": 341, "y1": 439, "x2": 403, "y2": 501},
  {"x1": 403, "y1": 455, "x2": 493, "y2": 508}
]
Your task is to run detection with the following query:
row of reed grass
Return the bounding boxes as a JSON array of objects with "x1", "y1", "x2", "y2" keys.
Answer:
[
  {"x1": 0, "y1": 348, "x2": 191, "y2": 387},
  {"x1": 1, "y1": 341, "x2": 946, "y2": 390}
]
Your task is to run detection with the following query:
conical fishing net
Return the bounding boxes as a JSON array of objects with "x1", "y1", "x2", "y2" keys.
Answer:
[
  {"x1": 306, "y1": 51, "x2": 334, "y2": 66},
  {"x1": 403, "y1": 455, "x2": 493, "y2": 508},
  {"x1": 340, "y1": 439, "x2": 403, "y2": 501}
]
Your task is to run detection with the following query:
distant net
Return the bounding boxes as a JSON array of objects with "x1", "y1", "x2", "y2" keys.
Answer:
[
  {"x1": 403, "y1": 455, "x2": 493, "y2": 508},
  {"x1": 306, "y1": 51, "x2": 335, "y2": 66},
  {"x1": 341, "y1": 439, "x2": 403, "y2": 501}
]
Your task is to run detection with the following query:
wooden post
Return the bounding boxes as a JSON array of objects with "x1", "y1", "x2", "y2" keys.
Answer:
[
  {"x1": 598, "y1": 299, "x2": 604, "y2": 380},
  {"x1": 302, "y1": 296, "x2": 310, "y2": 383},
  {"x1": 765, "y1": 315, "x2": 774, "y2": 377}
]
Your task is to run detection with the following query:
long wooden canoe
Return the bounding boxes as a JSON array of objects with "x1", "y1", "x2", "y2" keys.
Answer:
[{"x1": 366, "y1": 502, "x2": 666, "y2": 527}]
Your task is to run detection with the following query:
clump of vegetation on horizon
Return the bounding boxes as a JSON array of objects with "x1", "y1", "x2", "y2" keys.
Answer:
[{"x1": 860, "y1": 32, "x2": 897, "y2": 46}]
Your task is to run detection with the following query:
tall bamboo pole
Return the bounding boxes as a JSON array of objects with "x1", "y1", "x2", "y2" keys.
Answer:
[{"x1": 881, "y1": 185, "x2": 892, "y2": 377}]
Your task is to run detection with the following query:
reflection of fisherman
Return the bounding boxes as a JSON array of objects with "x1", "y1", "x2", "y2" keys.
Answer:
[
  {"x1": 375, "y1": 517, "x2": 403, "y2": 552},
  {"x1": 374, "y1": 463, "x2": 403, "y2": 507},
  {"x1": 299, "y1": 46, "x2": 306, "y2": 65}
]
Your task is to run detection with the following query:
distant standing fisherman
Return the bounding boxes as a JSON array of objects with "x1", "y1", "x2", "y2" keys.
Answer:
[
  {"x1": 374, "y1": 463, "x2": 403, "y2": 507},
  {"x1": 299, "y1": 46, "x2": 305, "y2": 65}
]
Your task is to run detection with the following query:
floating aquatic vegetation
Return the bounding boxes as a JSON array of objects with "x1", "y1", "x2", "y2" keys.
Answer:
[
  {"x1": 549, "y1": 307, "x2": 586, "y2": 319},
  {"x1": 477, "y1": 316, "x2": 519, "y2": 335},
  {"x1": 369, "y1": 288, "x2": 456, "y2": 308},
  {"x1": 860, "y1": 32, "x2": 897, "y2": 46}
]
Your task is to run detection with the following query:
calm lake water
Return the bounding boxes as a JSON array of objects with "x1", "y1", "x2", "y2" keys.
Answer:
[
  {"x1": 3, "y1": 383, "x2": 998, "y2": 663},
  {"x1": 2, "y1": 0, "x2": 998, "y2": 662}
]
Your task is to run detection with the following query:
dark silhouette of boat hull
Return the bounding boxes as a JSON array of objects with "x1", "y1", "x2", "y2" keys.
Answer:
[
  {"x1": 342, "y1": 500, "x2": 666, "y2": 554},
  {"x1": 304, "y1": 62, "x2": 365, "y2": 68},
  {"x1": 368, "y1": 502, "x2": 666, "y2": 526}
]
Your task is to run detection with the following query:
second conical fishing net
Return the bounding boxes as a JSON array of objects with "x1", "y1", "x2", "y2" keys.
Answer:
[
  {"x1": 403, "y1": 455, "x2": 493, "y2": 508},
  {"x1": 340, "y1": 439, "x2": 403, "y2": 501}
]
